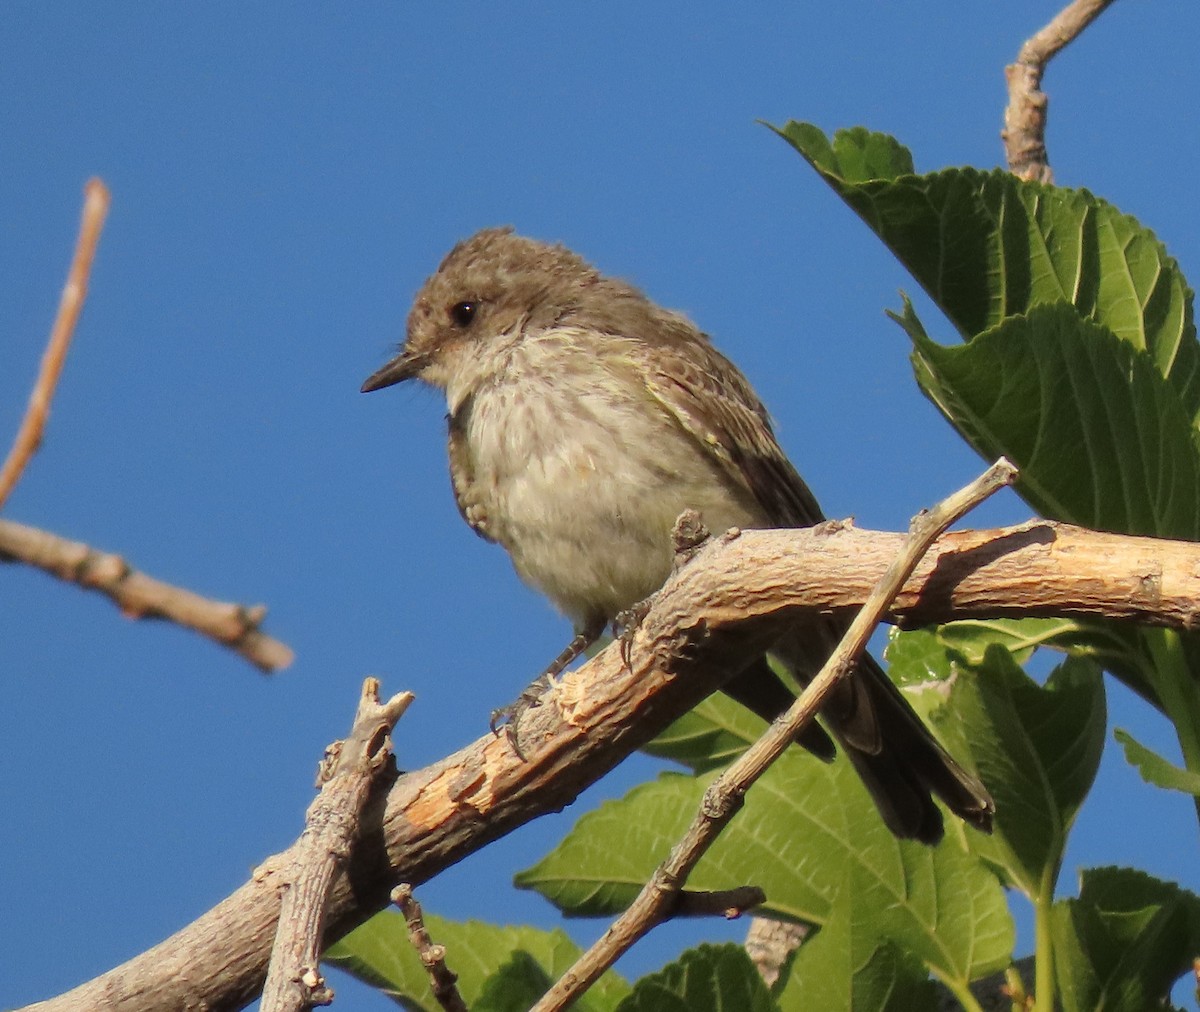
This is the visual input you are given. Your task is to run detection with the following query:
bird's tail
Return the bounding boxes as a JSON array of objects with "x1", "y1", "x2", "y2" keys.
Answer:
[
  {"x1": 830, "y1": 651, "x2": 994, "y2": 842},
  {"x1": 725, "y1": 631, "x2": 993, "y2": 844}
]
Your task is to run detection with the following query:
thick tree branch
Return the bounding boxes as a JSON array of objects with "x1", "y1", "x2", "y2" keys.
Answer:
[
  {"x1": 0, "y1": 517, "x2": 294, "y2": 671},
  {"x1": 0, "y1": 179, "x2": 110, "y2": 509},
  {"x1": 18, "y1": 518, "x2": 1200, "y2": 1012}
]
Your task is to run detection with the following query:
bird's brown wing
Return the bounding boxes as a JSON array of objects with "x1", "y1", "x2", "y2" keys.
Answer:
[
  {"x1": 628, "y1": 335, "x2": 994, "y2": 842},
  {"x1": 629, "y1": 335, "x2": 826, "y2": 528}
]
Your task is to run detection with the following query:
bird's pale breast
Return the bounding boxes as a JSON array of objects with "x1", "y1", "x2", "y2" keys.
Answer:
[{"x1": 456, "y1": 329, "x2": 764, "y2": 625}]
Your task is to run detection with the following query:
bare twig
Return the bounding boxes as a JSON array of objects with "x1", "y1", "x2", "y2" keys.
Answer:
[
  {"x1": 1002, "y1": 0, "x2": 1116, "y2": 181},
  {"x1": 530, "y1": 459, "x2": 1017, "y2": 1011},
  {"x1": 24, "y1": 512, "x2": 1200, "y2": 1012},
  {"x1": 391, "y1": 885, "x2": 468, "y2": 1012},
  {"x1": 0, "y1": 181, "x2": 293, "y2": 674},
  {"x1": 672, "y1": 886, "x2": 765, "y2": 919},
  {"x1": 0, "y1": 516, "x2": 294, "y2": 671},
  {"x1": 261, "y1": 679, "x2": 414, "y2": 1012},
  {"x1": 0, "y1": 179, "x2": 110, "y2": 509}
]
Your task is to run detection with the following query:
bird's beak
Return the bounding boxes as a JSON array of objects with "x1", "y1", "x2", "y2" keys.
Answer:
[{"x1": 360, "y1": 349, "x2": 427, "y2": 393}]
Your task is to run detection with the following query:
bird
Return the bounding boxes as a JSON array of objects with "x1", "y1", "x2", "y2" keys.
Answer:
[{"x1": 361, "y1": 227, "x2": 994, "y2": 843}]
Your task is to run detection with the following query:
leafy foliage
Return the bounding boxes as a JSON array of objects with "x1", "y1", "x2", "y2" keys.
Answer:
[
  {"x1": 771, "y1": 120, "x2": 1200, "y2": 413},
  {"x1": 1051, "y1": 867, "x2": 1200, "y2": 1012},
  {"x1": 896, "y1": 299, "x2": 1200, "y2": 542},
  {"x1": 325, "y1": 912, "x2": 631, "y2": 1011},
  {"x1": 937, "y1": 648, "x2": 1106, "y2": 899},
  {"x1": 779, "y1": 871, "x2": 939, "y2": 1012},
  {"x1": 614, "y1": 944, "x2": 778, "y2": 1012},
  {"x1": 518, "y1": 697, "x2": 1012, "y2": 988}
]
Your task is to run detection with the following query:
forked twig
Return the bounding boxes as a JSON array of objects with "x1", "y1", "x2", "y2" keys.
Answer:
[{"x1": 260, "y1": 679, "x2": 414, "y2": 1012}]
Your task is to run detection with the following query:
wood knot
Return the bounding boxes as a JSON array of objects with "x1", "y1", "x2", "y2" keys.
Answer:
[
  {"x1": 672, "y1": 509, "x2": 711, "y2": 555},
  {"x1": 655, "y1": 618, "x2": 709, "y2": 672}
]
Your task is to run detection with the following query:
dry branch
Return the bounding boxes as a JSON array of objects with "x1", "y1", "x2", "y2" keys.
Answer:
[
  {"x1": 1, "y1": 181, "x2": 292, "y2": 673},
  {"x1": 17, "y1": 518, "x2": 1200, "y2": 1012},
  {"x1": 261, "y1": 679, "x2": 413, "y2": 1012},
  {"x1": 1002, "y1": 0, "x2": 1116, "y2": 181},
  {"x1": 391, "y1": 885, "x2": 468, "y2": 1012},
  {"x1": 0, "y1": 179, "x2": 110, "y2": 509},
  {"x1": 0, "y1": 517, "x2": 294, "y2": 671}
]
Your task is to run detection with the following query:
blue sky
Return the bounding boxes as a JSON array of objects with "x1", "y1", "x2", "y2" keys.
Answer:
[{"x1": 4, "y1": 4, "x2": 1199, "y2": 1009}]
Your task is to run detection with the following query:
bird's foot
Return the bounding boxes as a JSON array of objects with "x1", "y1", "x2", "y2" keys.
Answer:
[
  {"x1": 490, "y1": 619, "x2": 606, "y2": 758},
  {"x1": 615, "y1": 598, "x2": 653, "y2": 670},
  {"x1": 489, "y1": 677, "x2": 556, "y2": 759}
]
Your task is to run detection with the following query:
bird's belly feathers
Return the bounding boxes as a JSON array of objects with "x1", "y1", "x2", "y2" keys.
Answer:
[{"x1": 460, "y1": 373, "x2": 763, "y2": 625}]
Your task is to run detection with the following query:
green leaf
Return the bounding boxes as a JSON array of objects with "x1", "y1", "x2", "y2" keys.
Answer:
[
  {"x1": 473, "y1": 951, "x2": 553, "y2": 1012},
  {"x1": 847, "y1": 819, "x2": 1014, "y2": 990},
  {"x1": 614, "y1": 944, "x2": 778, "y2": 1012},
  {"x1": 879, "y1": 629, "x2": 961, "y2": 728},
  {"x1": 900, "y1": 300, "x2": 1200, "y2": 541},
  {"x1": 934, "y1": 618, "x2": 1049, "y2": 666},
  {"x1": 324, "y1": 912, "x2": 629, "y2": 1012},
  {"x1": 934, "y1": 648, "x2": 1106, "y2": 899},
  {"x1": 1114, "y1": 727, "x2": 1200, "y2": 796},
  {"x1": 644, "y1": 694, "x2": 772, "y2": 772},
  {"x1": 780, "y1": 872, "x2": 939, "y2": 1012},
  {"x1": 1051, "y1": 867, "x2": 1200, "y2": 1012},
  {"x1": 934, "y1": 617, "x2": 1150, "y2": 690},
  {"x1": 517, "y1": 750, "x2": 1012, "y2": 986},
  {"x1": 773, "y1": 122, "x2": 1199, "y2": 415},
  {"x1": 882, "y1": 627, "x2": 954, "y2": 687},
  {"x1": 767, "y1": 121, "x2": 914, "y2": 183},
  {"x1": 514, "y1": 764, "x2": 837, "y2": 925}
]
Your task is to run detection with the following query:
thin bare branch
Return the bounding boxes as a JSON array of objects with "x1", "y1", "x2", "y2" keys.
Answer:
[
  {"x1": 261, "y1": 679, "x2": 414, "y2": 1012},
  {"x1": 1002, "y1": 0, "x2": 1116, "y2": 181},
  {"x1": 531, "y1": 459, "x2": 1018, "y2": 1010},
  {"x1": 0, "y1": 517, "x2": 294, "y2": 671},
  {"x1": 391, "y1": 885, "x2": 468, "y2": 1012},
  {"x1": 0, "y1": 179, "x2": 110, "y2": 509},
  {"x1": 671, "y1": 886, "x2": 766, "y2": 919}
]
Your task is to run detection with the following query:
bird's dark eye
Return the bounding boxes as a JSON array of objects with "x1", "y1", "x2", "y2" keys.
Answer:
[{"x1": 449, "y1": 301, "x2": 478, "y2": 327}]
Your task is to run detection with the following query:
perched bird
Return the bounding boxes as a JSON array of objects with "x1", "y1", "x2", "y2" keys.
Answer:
[{"x1": 362, "y1": 227, "x2": 993, "y2": 843}]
